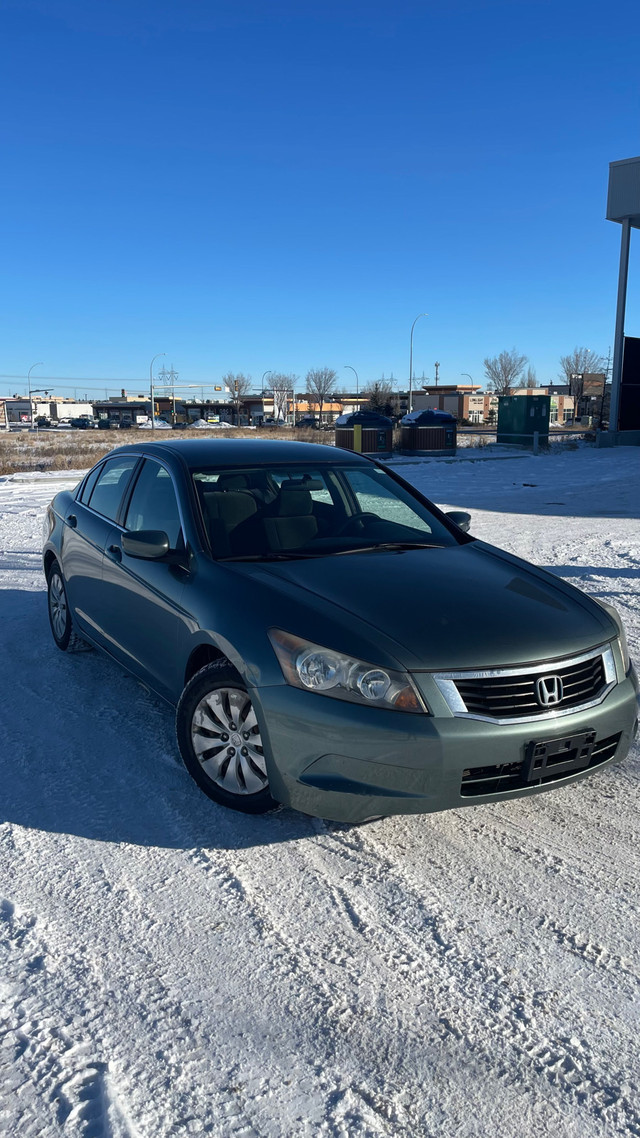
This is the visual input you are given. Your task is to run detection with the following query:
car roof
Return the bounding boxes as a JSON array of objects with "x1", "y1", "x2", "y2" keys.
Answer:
[{"x1": 105, "y1": 438, "x2": 372, "y2": 469}]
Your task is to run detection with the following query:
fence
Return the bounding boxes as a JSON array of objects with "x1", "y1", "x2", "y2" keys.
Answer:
[{"x1": 454, "y1": 428, "x2": 593, "y2": 454}]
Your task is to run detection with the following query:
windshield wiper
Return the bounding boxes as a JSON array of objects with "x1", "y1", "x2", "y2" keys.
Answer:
[
  {"x1": 334, "y1": 541, "x2": 442, "y2": 556},
  {"x1": 217, "y1": 551, "x2": 325, "y2": 562}
]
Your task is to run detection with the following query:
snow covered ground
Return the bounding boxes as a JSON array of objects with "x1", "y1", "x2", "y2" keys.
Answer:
[{"x1": 1, "y1": 446, "x2": 639, "y2": 1138}]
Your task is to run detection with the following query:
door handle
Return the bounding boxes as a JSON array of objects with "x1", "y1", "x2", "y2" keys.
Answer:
[
  {"x1": 107, "y1": 544, "x2": 122, "y2": 562},
  {"x1": 66, "y1": 514, "x2": 77, "y2": 528}
]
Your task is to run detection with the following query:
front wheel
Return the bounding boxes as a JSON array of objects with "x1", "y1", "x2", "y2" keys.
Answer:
[{"x1": 176, "y1": 663, "x2": 275, "y2": 814}]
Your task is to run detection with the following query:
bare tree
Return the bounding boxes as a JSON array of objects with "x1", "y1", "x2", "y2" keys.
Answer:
[
  {"x1": 305, "y1": 367, "x2": 338, "y2": 421},
  {"x1": 222, "y1": 372, "x2": 252, "y2": 424},
  {"x1": 270, "y1": 372, "x2": 298, "y2": 422},
  {"x1": 558, "y1": 347, "x2": 606, "y2": 401},
  {"x1": 363, "y1": 379, "x2": 394, "y2": 417},
  {"x1": 483, "y1": 348, "x2": 528, "y2": 394},
  {"x1": 517, "y1": 365, "x2": 538, "y2": 389}
]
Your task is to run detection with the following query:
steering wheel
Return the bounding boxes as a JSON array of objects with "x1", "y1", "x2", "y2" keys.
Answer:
[{"x1": 334, "y1": 512, "x2": 380, "y2": 537}]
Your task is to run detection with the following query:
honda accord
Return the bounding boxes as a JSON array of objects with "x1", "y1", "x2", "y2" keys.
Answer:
[{"x1": 42, "y1": 439, "x2": 638, "y2": 822}]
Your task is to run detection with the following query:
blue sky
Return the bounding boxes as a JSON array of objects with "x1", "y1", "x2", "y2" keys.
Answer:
[{"x1": 1, "y1": 0, "x2": 638, "y2": 398}]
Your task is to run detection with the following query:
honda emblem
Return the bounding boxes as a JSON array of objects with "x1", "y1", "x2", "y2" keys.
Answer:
[{"x1": 535, "y1": 674, "x2": 564, "y2": 707}]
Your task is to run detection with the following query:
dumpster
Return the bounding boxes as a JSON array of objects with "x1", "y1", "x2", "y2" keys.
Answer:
[
  {"x1": 400, "y1": 409, "x2": 457, "y2": 455},
  {"x1": 334, "y1": 410, "x2": 393, "y2": 457},
  {"x1": 497, "y1": 394, "x2": 550, "y2": 447}
]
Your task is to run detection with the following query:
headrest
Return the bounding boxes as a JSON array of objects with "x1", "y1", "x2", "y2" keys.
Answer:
[
  {"x1": 202, "y1": 489, "x2": 257, "y2": 526},
  {"x1": 216, "y1": 473, "x2": 249, "y2": 490},
  {"x1": 281, "y1": 477, "x2": 324, "y2": 491},
  {"x1": 277, "y1": 484, "x2": 313, "y2": 516}
]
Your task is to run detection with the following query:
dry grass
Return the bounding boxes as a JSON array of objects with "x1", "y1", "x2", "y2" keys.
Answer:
[{"x1": 0, "y1": 426, "x2": 329, "y2": 475}]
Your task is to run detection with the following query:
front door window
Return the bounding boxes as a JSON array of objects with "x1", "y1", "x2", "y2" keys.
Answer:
[{"x1": 124, "y1": 460, "x2": 183, "y2": 548}]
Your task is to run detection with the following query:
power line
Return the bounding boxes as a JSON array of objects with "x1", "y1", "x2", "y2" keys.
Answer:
[{"x1": 0, "y1": 380, "x2": 149, "y2": 389}]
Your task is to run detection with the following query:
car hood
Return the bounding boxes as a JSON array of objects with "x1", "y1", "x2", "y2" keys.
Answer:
[{"x1": 242, "y1": 541, "x2": 614, "y2": 671}]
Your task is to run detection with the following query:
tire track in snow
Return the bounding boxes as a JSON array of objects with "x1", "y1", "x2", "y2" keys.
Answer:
[
  {"x1": 440, "y1": 805, "x2": 640, "y2": 986},
  {"x1": 0, "y1": 843, "x2": 278, "y2": 1138},
  {"x1": 455, "y1": 785, "x2": 640, "y2": 904},
  {"x1": 187, "y1": 835, "x2": 610, "y2": 1137},
  {"x1": 303, "y1": 825, "x2": 640, "y2": 1137},
  {"x1": 186, "y1": 843, "x2": 422, "y2": 1138},
  {"x1": 463, "y1": 871, "x2": 638, "y2": 986},
  {"x1": 0, "y1": 897, "x2": 138, "y2": 1138}
]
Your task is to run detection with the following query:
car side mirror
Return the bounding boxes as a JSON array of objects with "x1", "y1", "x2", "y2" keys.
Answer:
[
  {"x1": 121, "y1": 530, "x2": 172, "y2": 560},
  {"x1": 446, "y1": 511, "x2": 471, "y2": 533}
]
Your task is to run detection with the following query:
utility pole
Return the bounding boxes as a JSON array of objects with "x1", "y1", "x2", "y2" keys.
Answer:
[
  {"x1": 434, "y1": 361, "x2": 440, "y2": 386},
  {"x1": 601, "y1": 347, "x2": 612, "y2": 428},
  {"x1": 149, "y1": 353, "x2": 166, "y2": 430},
  {"x1": 408, "y1": 313, "x2": 428, "y2": 413},
  {"x1": 166, "y1": 365, "x2": 179, "y2": 423}
]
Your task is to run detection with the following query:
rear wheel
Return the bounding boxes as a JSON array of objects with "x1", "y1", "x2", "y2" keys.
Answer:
[
  {"x1": 176, "y1": 663, "x2": 275, "y2": 814},
  {"x1": 47, "y1": 560, "x2": 92, "y2": 652}
]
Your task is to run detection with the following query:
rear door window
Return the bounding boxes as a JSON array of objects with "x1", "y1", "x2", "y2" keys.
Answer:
[
  {"x1": 78, "y1": 463, "x2": 103, "y2": 504},
  {"x1": 86, "y1": 456, "x2": 139, "y2": 522}
]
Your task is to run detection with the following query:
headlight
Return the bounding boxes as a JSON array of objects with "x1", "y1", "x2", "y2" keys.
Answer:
[
  {"x1": 595, "y1": 599, "x2": 631, "y2": 675},
  {"x1": 269, "y1": 629, "x2": 427, "y2": 713}
]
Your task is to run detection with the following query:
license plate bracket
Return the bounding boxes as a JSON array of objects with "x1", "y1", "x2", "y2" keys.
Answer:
[{"x1": 525, "y1": 730, "x2": 596, "y2": 782}]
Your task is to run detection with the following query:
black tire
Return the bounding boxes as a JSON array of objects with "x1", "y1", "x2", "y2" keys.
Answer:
[
  {"x1": 47, "y1": 560, "x2": 93, "y2": 653},
  {"x1": 176, "y1": 662, "x2": 276, "y2": 814}
]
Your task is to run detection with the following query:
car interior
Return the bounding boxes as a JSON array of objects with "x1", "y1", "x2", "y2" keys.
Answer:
[{"x1": 194, "y1": 467, "x2": 455, "y2": 559}]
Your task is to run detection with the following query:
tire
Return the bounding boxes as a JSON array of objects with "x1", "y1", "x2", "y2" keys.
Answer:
[
  {"x1": 176, "y1": 662, "x2": 275, "y2": 814},
  {"x1": 47, "y1": 560, "x2": 93, "y2": 652}
]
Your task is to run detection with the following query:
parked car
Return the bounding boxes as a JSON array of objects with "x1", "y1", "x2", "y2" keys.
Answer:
[
  {"x1": 70, "y1": 417, "x2": 96, "y2": 429},
  {"x1": 97, "y1": 418, "x2": 119, "y2": 430},
  {"x1": 43, "y1": 439, "x2": 638, "y2": 823}
]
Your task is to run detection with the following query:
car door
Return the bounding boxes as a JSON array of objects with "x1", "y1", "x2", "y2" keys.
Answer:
[
  {"x1": 99, "y1": 457, "x2": 191, "y2": 700},
  {"x1": 61, "y1": 454, "x2": 141, "y2": 644}
]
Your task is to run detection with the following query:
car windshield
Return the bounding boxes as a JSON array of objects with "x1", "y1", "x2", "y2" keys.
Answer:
[{"x1": 192, "y1": 463, "x2": 461, "y2": 560}]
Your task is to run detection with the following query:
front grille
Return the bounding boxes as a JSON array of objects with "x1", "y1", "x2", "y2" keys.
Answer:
[
  {"x1": 434, "y1": 645, "x2": 616, "y2": 723},
  {"x1": 455, "y1": 655, "x2": 605, "y2": 719},
  {"x1": 460, "y1": 732, "x2": 622, "y2": 797}
]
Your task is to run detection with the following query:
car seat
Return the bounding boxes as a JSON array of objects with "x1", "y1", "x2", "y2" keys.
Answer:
[{"x1": 263, "y1": 483, "x2": 319, "y2": 551}]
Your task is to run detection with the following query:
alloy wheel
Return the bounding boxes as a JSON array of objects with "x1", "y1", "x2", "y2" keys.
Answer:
[
  {"x1": 49, "y1": 572, "x2": 68, "y2": 641},
  {"x1": 191, "y1": 687, "x2": 268, "y2": 795}
]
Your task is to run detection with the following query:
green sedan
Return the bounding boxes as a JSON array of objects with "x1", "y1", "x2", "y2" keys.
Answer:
[{"x1": 43, "y1": 439, "x2": 638, "y2": 822}]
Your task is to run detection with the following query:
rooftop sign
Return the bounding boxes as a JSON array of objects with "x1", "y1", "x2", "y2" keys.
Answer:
[{"x1": 607, "y1": 156, "x2": 640, "y2": 228}]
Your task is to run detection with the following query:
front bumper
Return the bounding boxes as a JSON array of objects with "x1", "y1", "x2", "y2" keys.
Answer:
[{"x1": 252, "y1": 665, "x2": 639, "y2": 823}]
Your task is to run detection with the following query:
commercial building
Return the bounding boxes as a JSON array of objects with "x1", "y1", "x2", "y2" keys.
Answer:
[
  {"x1": 1, "y1": 396, "x2": 94, "y2": 427},
  {"x1": 511, "y1": 387, "x2": 575, "y2": 425},
  {"x1": 413, "y1": 385, "x2": 499, "y2": 424}
]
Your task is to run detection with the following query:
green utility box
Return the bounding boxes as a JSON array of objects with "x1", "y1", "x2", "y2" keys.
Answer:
[{"x1": 497, "y1": 394, "x2": 550, "y2": 447}]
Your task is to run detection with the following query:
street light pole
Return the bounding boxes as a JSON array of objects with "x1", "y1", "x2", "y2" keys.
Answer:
[
  {"x1": 261, "y1": 370, "x2": 273, "y2": 421},
  {"x1": 27, "y1": 363, "x2": 44, "y2": 428},
  {"x1": 149, "y1": 353, "x2": 166, "y2": 431},
  {"x1": 409, "y1": 314, "x2": 428, "y2": 413},
  {"x1": 461, "y1": 373, "x2": 474, "y2": 383},
  {"x1": 344, "y1": 365, "x2": 359, "y2": 409}
]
